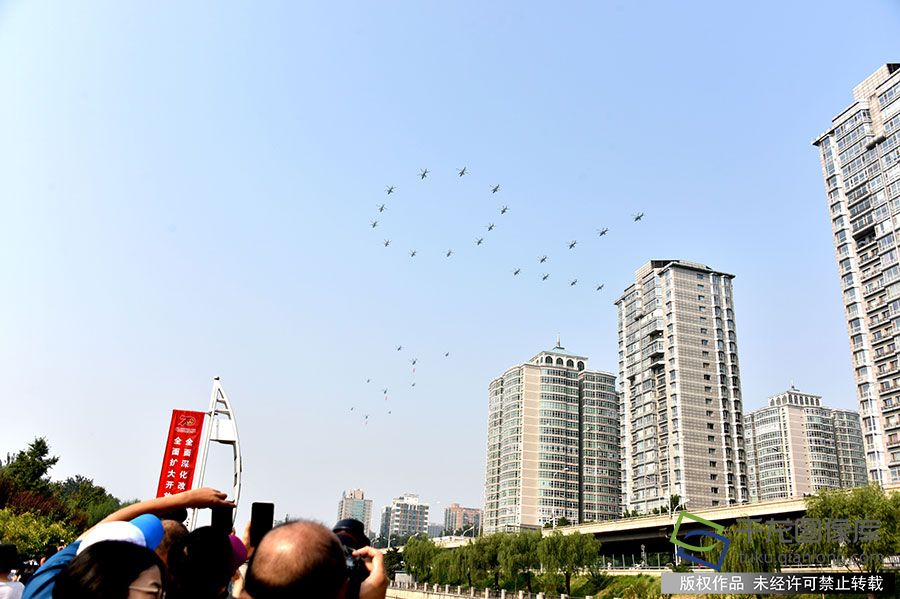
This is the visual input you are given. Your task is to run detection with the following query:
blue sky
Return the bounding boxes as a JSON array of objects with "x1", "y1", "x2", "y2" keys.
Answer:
[{"x1": 1, "y1": 1, "x2": 898, "y2": 529}]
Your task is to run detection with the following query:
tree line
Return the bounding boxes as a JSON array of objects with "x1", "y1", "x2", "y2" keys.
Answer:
[
  {"x1": 400, "y1": 529, "x2": 615, "y2": 596},
  {"x1": 0, "y1": 437, "x2": 131, "y2": 560}
]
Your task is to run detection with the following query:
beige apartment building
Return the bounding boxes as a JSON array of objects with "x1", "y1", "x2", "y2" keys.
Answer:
[
  {"x1": 616, "y1": 260, "x2": 748, "y2": 514},
  {"x1": 380, "y1": 493, "x2": 429, "y2": 538},
  {"x1": 744, "y1": 387, "x2": 867, "y2": 501},
  {"x1": 483, "y1": 342, "x2": 620, "y2": 533},
  {"x1": 813, "y1": 64, "x2": 900, "y2": 484}
]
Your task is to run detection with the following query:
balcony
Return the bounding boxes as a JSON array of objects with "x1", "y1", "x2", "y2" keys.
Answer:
[
  {"x1": 642, "y1": 341, "x2": 665, "y2": 358},
  {"x1": 852, "y1": 213, "x2": 876, "y2": 234},
  {"x1": 644, "y1": 318, "x2": 664, "y2": 337}
]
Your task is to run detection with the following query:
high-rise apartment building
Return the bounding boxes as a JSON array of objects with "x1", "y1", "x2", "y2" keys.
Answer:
[
  {"x1": 483, "y1": 342, "x2": 619, "y2": 533},
  {"x1": 443, "y1": 503, "x2": 483, "y2": 534},
  {"x1": 336, "y1": 489, "x2": 373, "y2": 535},
  {"x1": 813, "y1": 64, "x2": 900, "y2": 484},
  {"x1": 744, "y1": 387, "x2": 867, "y2": 501},
  {"x1": 616, "y1": 260, "x2": 748, "y2": 513},
  {"x1": 382, "y1": 493, "x2": 429, "y2": 538}
]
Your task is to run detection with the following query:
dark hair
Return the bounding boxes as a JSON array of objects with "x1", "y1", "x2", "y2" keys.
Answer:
[
  {"x1": 166, "y1": 526, "x2": 234, "y2": 599},
  {"x1": 0, "y1": 544, "x2": 19, "y2": 572},
  {"x1": 53, "y1": 541, "x2": 164, "y2": 599}
]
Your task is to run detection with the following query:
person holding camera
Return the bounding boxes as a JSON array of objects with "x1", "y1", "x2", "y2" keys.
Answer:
[{"x1": 239, "y1": 519, "x2": 387, "y2": 599}]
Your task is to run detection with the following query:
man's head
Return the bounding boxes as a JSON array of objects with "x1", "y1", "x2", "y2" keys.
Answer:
[
  {"x1": 156, "y1": 519, "x2": 188, "y2": 567},
  {"x1": 242, "y1": 520, "x2": 348, "y2": 599}
]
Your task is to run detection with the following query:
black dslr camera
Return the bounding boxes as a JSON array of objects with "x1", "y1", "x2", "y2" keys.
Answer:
[{"x1": 333, "y1": 519, "x2": 370, "y2": 599}]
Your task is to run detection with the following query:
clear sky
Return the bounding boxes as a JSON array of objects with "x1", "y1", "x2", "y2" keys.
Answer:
[{"x1": 1, "y1": 1, "x2": 899, "y2": 529}]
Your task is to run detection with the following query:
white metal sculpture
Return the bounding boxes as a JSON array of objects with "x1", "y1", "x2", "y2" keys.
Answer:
[{"x1": 189, "y1": 377, "x2": 242, "y2": 529}]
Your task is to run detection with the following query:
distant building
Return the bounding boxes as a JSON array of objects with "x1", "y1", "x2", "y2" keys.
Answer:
[
  {"x1": 744, "y1": 387, "x2": 867, "y2": 501},
  {"x1": 336, "y1": 489, "x2": 373, "y2": 536},
  {"x1": 443, "y1": 503, "x2": 482, "y2": 534},
  {"x1": 483, "y1": 341, "x2": 620, "y2": 533},
  {"x1": 383, "y1": 493, "x2": 429, "y2": 538},
  {"x1": 378, "y1": 505, "x2": 392, "y2": 540},
  {"x1": 427, "y1": 523, "x2": 444, "y2": 538}
]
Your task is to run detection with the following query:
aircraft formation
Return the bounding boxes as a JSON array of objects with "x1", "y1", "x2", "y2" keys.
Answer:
[{"x1": 351, "y1": 165, "x2": 646, "y2": 425}]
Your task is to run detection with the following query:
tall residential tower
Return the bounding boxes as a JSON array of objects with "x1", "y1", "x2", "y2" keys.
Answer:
[
  {"x1": 483, "y1": 342, "x2": 619, "y2": 533},
  {"x1": 616, "y1": 260, "x2": 748, "y2": 513},
  {"x1": 814, "y1": 64, "x2": 900, "y2": 484}
]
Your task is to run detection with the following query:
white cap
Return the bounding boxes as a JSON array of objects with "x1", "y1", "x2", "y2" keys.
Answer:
[{"x1": 76, "y1": 521, "x2": 146, "y2": 555}]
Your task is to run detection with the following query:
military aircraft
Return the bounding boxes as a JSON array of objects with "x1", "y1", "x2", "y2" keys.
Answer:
[
  {"x1": 446, "y1": 249, "x2": 453, "y2": 258},
  {"x1": 570, "y1": 279, "x2": 578, "y2": 286},
  {"x1": 633, "y1": 213, "x2": 644, "y2": 222},
  {"x1": 476, "y1": 238, "x2": 484, "y2": 246},
  {"x1": 568, "y1": 240, "x2": 577, "y2": 249},
  {"x1": 444, "y1": 352, "x2": 450, "y2": 357},
  {"x1": 370, "y1": 220, "x2": 378, "y2": 228},
  {"x1": 457, "y1": 167, "x2": 467, "y2": 177},
  {"x1": 411, "y1": 358, "x2": 417, "y2": 366},
  {"x1": 419, "y1": 168, "x2": 429, "y2": 179},
  {"x1": 487, "y1": 223, "x2": 495, "y2": 231},
  {"x1": 366, "y1": 378, "x2": 371, "y2": 383},
  {"x1": 382, "y1": 388, "x2": 388, "y2": 395},
  {"x1": 383, "y1": 240, "x2": 391, "y2": 247},
  {"x1": 396, "y1": 345, "x2": 403, "y2": 351},
  {"x1": 385, "y1": 186, "x2": 395, "y2": 194},
  {"x1": 491, "y1": 184, "x2": 501, "y2": 193},
  {"x1": 539, "y1": 255, "x2": 548, "y2": 263},
  {"x1": 542, "y1": 273, "x2": 550, "y2": 281},
  {"x1": 411, "y1": 382, "x2": 416, "y2": 387},
  {"x1": 500, "y1": 205, "x2": 509, "y2": 215},
  {"x1": 513, "y1": 268, "x2": 521, "y2": 276},
  {"x1": 378, "y1": 204, "x2": 386, "y2": 213},
  {"x1": 596, "y1": 283, "x2": 605, "y2": 291},
  {"x1": 597, "y1": 227, "x2": 609, "y2": 236},
  {"x1": 410, "y1": 250, "x2": 417, "y2": 258}
]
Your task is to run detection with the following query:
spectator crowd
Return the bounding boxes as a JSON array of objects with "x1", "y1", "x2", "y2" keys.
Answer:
[{"x1": 1, "y1": 488, "x2": 388, "y2": 599}]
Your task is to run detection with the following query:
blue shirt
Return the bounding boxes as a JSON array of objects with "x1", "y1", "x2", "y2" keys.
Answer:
[{"x1": 21, "y1": 542, "x2": 80, "y2": 599}]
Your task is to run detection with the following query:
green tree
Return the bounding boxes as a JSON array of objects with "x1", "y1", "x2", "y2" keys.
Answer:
[
  {"x1": 720, "y1": 520, "x2": 783, "y2": 573},
  {"x1": 539, "y1": 531, "x2": 601, "y2": 596},
  {"x1": 499, "y1": 531, "x2": 541, "y2": 592},
  {"x1": 0, "y1": 508, "x2": 77, "y2": 560},
  {"x1": 470, "y1": 533, "x2": 504, "y2": 589},
  {"x1": 383, "y1": 548, "x2": 403, "y2": 579},
  {"x1": 403, "y1": 535, "x2": 438, "y2": 582},
  {"x1": 803, "y1": 484, "x2": 900, "y2": 573},
  {"x1": 53, "y1": 475, "x2": 122, "y2": 527},
  {"x1": 445, "y1": 544, "x2": 475, "y2": 588},
  {"x1": 2, "y1": 438, "x2": 59, "y2": 494},
  {"x1": 430, "y1": 550, "x2": 457, "y2": 585}
]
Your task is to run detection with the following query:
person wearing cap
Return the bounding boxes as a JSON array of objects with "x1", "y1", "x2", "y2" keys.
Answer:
[
  {"x1": 0, "y1": 544, "x2": 25, "y2": 599},
  {"x1": 22, "y1": 488, "x2": 235, "y2": 599}
]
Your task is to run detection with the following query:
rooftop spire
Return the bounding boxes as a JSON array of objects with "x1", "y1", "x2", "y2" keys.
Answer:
[{"x1": 556, "y1": 333, "x2": 562, "y2": 349}]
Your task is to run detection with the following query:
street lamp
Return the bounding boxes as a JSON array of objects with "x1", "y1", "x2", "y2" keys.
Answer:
[{"x1": 460, "y1": 525, "x2": 476, "y2": 538}]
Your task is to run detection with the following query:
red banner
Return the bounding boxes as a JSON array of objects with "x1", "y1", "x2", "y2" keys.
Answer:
[{"x1": 156, "y1": 410, "x2": 206, "y2": 498}]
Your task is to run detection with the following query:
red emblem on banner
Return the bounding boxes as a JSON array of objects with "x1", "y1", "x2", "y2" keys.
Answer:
[{"x1": 156, "y1": 409, "x2": 206, "y2": 498}]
